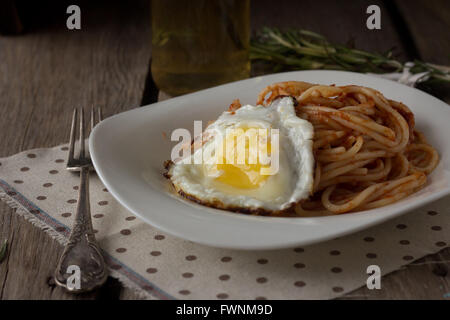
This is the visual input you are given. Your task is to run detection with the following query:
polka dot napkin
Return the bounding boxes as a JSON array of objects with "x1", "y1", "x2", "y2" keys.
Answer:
[{"x1": 0, "y1": 145, "x2": 449, "y2": 299}]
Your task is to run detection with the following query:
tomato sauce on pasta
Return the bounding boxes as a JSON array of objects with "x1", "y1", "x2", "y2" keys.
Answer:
[{"x1": 251, "y1": 81, "x2": 439, "y2": 216}]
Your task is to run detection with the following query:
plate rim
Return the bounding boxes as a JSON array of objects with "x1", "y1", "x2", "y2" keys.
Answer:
[{"x1": 89, "y1": 70, "x2": 450, "y2": 250}]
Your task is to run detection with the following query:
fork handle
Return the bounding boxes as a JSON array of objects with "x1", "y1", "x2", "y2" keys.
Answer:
[{"x1": 54, "y1": 166, "x2": 108, "y2": 292}]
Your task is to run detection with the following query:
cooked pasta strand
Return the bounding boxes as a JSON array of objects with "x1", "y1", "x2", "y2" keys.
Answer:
[{"x1": 256, "y1": 81, "x2": 439, "y2": 216}]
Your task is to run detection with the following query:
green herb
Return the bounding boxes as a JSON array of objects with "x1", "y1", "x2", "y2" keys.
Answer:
[
  {"x1": 0, "y1": 239, "x2": 7, "y2": 263},
  {"x1": 250, "y1": 27, "x2": 450, "y2": 86}
]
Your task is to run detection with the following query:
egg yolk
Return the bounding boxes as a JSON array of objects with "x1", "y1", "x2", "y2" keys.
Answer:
[{"x1": 206, "y1": 127, "x2": 271, "y2": 189}]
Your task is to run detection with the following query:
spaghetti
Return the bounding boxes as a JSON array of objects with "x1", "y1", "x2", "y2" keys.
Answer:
[{"x1": 255, "y1": 81, "x2": 439, "y2": 216}]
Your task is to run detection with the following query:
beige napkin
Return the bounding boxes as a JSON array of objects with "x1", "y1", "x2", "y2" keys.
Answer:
[{"x1": 0, "y1": 144, "x2": 448, "y2": 299}]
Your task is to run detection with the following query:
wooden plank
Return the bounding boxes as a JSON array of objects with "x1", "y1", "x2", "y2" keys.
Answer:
[
  {"x1": 395, "y1": 0, "x2": 450, "y2": 65},
  {"x1": 394, "y1": 0, "x2": 450, "y2": 102},
  {"x1": 0, "y1": 1, "x2": 151, "y2": 299}
]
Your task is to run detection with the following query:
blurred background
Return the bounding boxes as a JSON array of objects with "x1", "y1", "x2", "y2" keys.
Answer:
[{"x1": 1, "y1": 0, "x2": 448, "y2": 97}]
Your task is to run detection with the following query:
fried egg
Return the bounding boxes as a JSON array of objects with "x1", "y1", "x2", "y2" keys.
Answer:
[{"x1": 165, "y1": 97, "x2": 314, "y2": 214}]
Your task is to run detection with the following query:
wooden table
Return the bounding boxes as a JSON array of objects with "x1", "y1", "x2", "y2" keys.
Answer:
[{"x1": 0, "y1": 0, "x2": 449, "y2": 299}]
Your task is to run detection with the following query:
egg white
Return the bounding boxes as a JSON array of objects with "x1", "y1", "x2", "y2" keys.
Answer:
[{"x1": 167, "y1": 97, "x2": 315, "y2": 213}]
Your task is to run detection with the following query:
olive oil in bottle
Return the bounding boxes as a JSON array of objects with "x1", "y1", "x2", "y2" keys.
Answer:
[{"x1": 151, "y1": 0, "x2": 250, "y2": 96}]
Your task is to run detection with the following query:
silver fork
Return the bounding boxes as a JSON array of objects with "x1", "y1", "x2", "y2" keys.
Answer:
[{"x1": 54, "y1": 108, "x2": 108, "y2": 293}]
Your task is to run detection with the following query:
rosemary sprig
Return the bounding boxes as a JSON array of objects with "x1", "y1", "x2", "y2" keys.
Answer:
[
  {"x1": 0, "y1": 239, "x2": 7, "y2": 263},
  {"x1": 250, "y1": 27, "x2": 450, "y2": 86}
]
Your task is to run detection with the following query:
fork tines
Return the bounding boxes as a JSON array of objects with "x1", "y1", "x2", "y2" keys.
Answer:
[{"x1": 67, "y1": 107, "x2": 102, "y2": 171}]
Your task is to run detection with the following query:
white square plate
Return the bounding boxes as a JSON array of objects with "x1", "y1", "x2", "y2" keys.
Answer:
[{"x1": 90, "y1": 70, "x2": 450, "y2": 250}]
